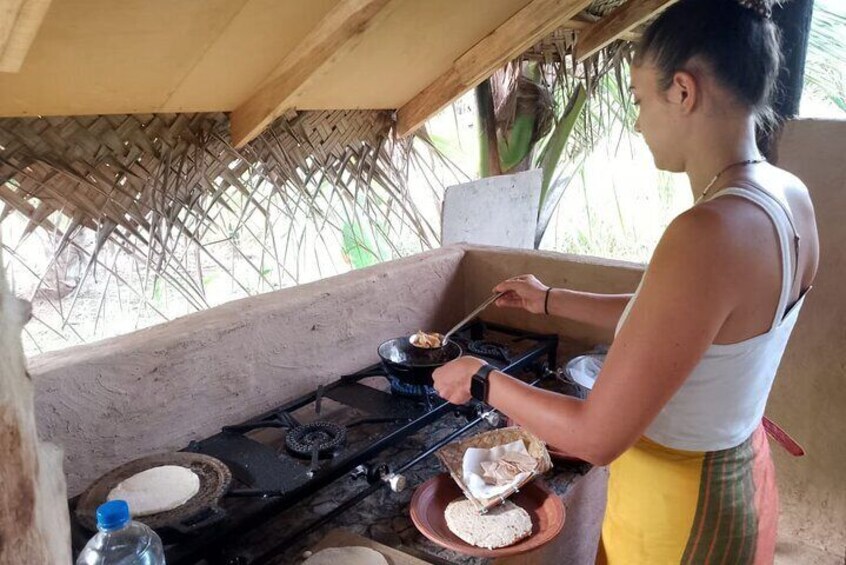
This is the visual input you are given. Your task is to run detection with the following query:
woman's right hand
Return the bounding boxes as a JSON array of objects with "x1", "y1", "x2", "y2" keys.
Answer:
[{"x1": 493, "y1": 275, "x2": 550, "y2": 314}]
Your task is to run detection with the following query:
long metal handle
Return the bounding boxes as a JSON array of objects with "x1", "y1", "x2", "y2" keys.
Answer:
[{"x1": 443, "y1": 291, "x2": 505, "y2": 344}]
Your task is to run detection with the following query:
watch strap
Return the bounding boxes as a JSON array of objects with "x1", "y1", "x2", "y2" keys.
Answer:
[{"x1": 470, "y1": 363, "x2": 496, "y2": 403}]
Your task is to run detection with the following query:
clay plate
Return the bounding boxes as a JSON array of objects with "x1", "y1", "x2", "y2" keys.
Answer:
[
  {"x1": 75, "y1": 451, "x2": 231, "y2": 533},
  {"x1": 409, "y1": 473, "x2": 566, "y2": 558},
  {"x1": 546, "y1": 447, "x2": 586, "y2": 464}
]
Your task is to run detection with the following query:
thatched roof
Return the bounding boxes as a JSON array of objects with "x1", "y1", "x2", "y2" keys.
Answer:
[
  {"x1": 0, "y1": 0, "x2": 663, "y2": 140},
  {"x1": 0, "y1": 0, "x2": 665, "y2": 242},
  {"x1": 0, "y1": 110, "x2": 395, "y2": 241},
  {"x1": 0, "y1": 0, "x2": 674, "y2": 351}
]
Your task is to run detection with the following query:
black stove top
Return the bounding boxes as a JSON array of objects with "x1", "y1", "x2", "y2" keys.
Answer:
[{"x1": 70, "y1": 320, "x2": 561, "y2": 565}]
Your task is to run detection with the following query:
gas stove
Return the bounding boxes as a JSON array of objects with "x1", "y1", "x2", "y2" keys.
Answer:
[{"x1": 70, "y1": 320, "x2": 570, "y2": 564}]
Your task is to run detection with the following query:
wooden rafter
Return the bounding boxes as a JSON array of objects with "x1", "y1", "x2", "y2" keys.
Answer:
[
  {"x1": 576, "y1": 0, "x2": 679, "y2": 62},
  {"x1": 566, "y1": 14, "x2": 639, "y2": 43},
  {"x1": 0, "y1": 0, "x2": 52, "y2": 73},
  {"x1": 395, "y1": 0, "x2": 594, "y2": 138},
  {"x1": 229, "y1": 0, "x2": 391, "y2": 148}
]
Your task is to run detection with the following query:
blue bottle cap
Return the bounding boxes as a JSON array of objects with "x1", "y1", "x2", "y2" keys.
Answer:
[{"x1": 96, "y1": 500, "x2": 130, "y2": 531}]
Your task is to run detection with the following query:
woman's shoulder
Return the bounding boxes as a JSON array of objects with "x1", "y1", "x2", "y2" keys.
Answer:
[
  {"x1": 756, "y1": 163, "x2": 812, "y2": 207},
  {"x1": 691, "y1": 164, "x2": 814, "y2": 229},
  {"x1": 664, "y1": 165, "x2": 819, "y2": 292},
  {"x1": 655, "y1": 190, "x2": 772, "y2": 284}
]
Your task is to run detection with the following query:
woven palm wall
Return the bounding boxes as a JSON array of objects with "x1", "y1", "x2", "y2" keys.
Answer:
[
  {"x1": 0, "y1": 109, "x2": 399, "y2": 253},
  {"x1": 0, "y1": 108, "x2": 457, "y2": 352}
]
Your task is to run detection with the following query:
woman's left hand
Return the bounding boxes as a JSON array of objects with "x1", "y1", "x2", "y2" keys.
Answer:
[{"x1": 432, "y1": 356, "x2": 486, "y2": 404}]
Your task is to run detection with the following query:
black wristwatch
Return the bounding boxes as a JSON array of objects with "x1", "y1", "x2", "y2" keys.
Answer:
[{"x1": 470, "y1": 363, "x2": 496, "y2": 403}]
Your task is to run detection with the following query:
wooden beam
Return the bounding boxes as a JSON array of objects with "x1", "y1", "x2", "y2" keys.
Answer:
[
  {"x1": 0, "y1": 0, "x2": 52, "y2": 73},
  {"x1": 230, "y1": 0, "x2": 391, "y2": 148},
  {"x1": 565, "y1": 15, "x2": 639, "y2": 42},
  {"x1": 576, "y1": 0, "x2": 678, "y2": 62},
  {"x1": 395, "y1": 0, "x2": 593, "y2": 137}
]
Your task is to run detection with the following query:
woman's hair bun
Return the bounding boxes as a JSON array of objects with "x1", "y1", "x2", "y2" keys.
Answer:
[{"x1": 736, "y1": 0, "x2": 775, "y2": 19}]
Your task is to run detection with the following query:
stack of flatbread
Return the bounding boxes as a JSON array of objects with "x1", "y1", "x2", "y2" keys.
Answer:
[
  {"x1": 480, "y1": 452, "x2": 538, "y2": 486},
  {"x1": 435, "y1": 429, "x2": 552, "y2": 551},
  {"x1": 444, "y1": 497, "x2": 532, "y2": 549},
  {"x1": 445, "y1": 444, "x2": 539, "y2": 549}
]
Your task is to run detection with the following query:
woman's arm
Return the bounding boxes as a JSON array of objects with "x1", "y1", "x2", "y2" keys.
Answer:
[
  {"x1": 434, "y1": 209, "x2": 739, "y2": 465},
  {"x1": 549, "y1": 288, "x2": 634, "y2": 332},
  {"x1": 493, "y1": 275, "x2": 634, "y2": 333}
]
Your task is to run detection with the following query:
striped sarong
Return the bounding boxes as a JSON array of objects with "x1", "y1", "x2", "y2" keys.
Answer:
[{"x1": 599, "y1": 423, "x2": 777, "y2": 564}]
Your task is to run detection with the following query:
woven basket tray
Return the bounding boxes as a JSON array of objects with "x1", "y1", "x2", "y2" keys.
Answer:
[{"x1": 436, "y1": 427, "x2": 552, "y2": 513}]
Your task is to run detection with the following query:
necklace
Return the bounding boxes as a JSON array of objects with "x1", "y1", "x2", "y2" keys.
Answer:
[{"x1": 696, "y1": 158, "x2": 767, "y2": 204}]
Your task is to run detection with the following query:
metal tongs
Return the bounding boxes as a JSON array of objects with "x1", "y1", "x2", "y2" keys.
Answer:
[{"x1": 441, "y1": 291, "x2": 506, "y2": 346}]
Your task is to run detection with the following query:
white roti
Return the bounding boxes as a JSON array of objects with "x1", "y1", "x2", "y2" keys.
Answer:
[
  {"x1": 107, "y1": 465, "x2": 200, "y2": 516},
  {"x1": 445, "y1": 497, "x2": 532, "y2": 549},
  {"x1": 303, "y1": 546, "x2": 388, "y2": 565}
]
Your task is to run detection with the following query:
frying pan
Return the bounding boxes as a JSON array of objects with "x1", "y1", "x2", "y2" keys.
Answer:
[
  {"x1": 378, "y1": 292, "x2": 504, "y2": 386},
  {"x1": 377, "y1": 336, "x2": 462, "y2": 386}
]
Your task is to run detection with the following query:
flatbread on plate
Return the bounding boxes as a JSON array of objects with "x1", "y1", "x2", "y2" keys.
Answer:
[
  {"x1": 107, "y1": 465, "x2": 200, "y2": 517},
  {"x1": 444, "y1": 497, "x2": 532, "y2": 549}
]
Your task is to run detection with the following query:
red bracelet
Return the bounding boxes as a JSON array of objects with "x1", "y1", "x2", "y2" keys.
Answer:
[{"x1": 544, "y1": 287, "x2": 552, "y2": 315}]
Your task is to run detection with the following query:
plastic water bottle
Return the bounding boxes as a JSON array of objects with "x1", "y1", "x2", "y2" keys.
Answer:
[{"x1": 76, "y1": 500, "x2": 166, "y2": 564}]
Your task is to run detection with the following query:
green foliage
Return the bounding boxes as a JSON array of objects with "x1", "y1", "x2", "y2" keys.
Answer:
[{"x1": 341, "y1": 221, "x2": 386, "y2": 269}]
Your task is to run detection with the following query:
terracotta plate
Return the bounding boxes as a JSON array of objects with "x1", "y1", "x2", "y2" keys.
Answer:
[
  {"x1": 547, "y1": 447, "x2": 587, "y2": 464},
  {"x1": 409, "y1": 473, "x2": 566, "y2": 558},
  {"x1": 75, "y1": 452, "x2": 231, "y2": 533}
]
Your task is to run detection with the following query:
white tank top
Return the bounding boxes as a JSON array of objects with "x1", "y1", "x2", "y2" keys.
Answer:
[{"x1": 615, "y1": 185, "x2": 809, "y2": 452}]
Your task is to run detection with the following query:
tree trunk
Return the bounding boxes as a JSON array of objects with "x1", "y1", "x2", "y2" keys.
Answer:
[{"x1": 476, "y1": 80, "x2": 503, "y2": 178}]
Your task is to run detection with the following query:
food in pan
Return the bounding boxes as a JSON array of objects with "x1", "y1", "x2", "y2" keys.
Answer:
[
  {"x1": 409, "y1": 330, "x2": 443, "y2": 348},
  {"x1": 107, "y1": 465, "x2": 200, "y2": 516},
  {"x1": 444, "y1": 497, "x2": 532, "y2": 549}
]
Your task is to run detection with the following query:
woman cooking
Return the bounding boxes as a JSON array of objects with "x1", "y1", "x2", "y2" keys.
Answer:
[{"x1": 432, "y1": 0, "x2": 819, "y2": 562}]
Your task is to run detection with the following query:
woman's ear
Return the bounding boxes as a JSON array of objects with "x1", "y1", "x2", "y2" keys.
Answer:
[{"x1": 668, "y1": 70, "x2": 699, "y2": 114}]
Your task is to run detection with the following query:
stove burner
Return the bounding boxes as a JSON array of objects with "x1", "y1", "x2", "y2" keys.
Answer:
[
  {"x1": 467, "y1": 340, "x2": 510, "y2": 361},
  {"x1": 285, "y1": 421, "x2": 346, "y2": 459},
  {"x1": 388, "y1": 376, "x2": 435, "y2": 399}
]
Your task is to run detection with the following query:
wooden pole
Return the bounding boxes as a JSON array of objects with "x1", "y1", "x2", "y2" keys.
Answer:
[{"x1": 0, "y1": 271, "x2": 71, "y2": 564}]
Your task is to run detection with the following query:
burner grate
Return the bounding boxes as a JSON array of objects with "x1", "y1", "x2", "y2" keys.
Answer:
[
  {"x1": 467, "y1": 340, "x2": 511, "y2": 361},
  {"x1": 285, "y1": 421, "x2": 346, "y2": 459}
]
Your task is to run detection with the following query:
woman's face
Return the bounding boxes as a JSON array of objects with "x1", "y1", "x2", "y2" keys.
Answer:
[{"x1": 630, "y1": 63, "x2": 687, "y2": 173}]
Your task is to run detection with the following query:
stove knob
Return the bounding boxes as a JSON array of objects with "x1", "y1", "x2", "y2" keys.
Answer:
[
  {"x1": 370, "y1": 464, "x2": 390, "y2": 484},
  {"x1": 483, "y1": 410, "x2": 501, "y2": 427},
  {"x1": 350, "y1": 464, "x2": 369, "y2": 481},
  {"x1": 386, "y1": 473, "x2": 407, "y2": 493}
]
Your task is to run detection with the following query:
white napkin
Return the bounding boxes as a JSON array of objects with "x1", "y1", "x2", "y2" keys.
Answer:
[{"x1": 462, "y1": 439, "x2": 535, "y2": 500}]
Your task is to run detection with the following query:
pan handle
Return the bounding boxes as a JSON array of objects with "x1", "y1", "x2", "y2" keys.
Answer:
[{"x1": 168, "y1": 505, "x2": 226, "y2": 535}]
